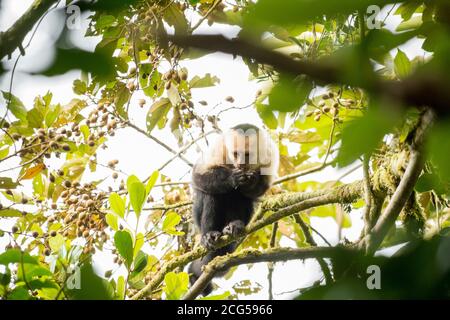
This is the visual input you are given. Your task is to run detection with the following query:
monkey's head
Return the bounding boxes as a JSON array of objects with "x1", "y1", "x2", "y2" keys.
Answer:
[
  {"x1": 223, "y1": 124, "x2": 278, "y2": 175},
  {"x1": 197, "y1": 123, "x2": 278, "y2": 176}
]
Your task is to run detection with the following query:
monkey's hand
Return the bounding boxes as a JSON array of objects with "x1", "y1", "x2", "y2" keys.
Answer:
[
  {"x1": 231, "y1": 168, "x2": 257, "y2": 189},
  {"x1": 201, "y1": 231, "x2": 222, "y2": 250},
  {"x1": 223, "y1": 220, "x2": 246, "y2": 238}
]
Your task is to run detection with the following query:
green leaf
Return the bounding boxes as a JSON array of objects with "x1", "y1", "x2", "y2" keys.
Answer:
[
  {"x1": 114, "y1": 84, "x2": 130, "y2": 120},
  {"x1": 139, "y1": 64, "x2": 162, "y2": 98},
  {"x1": 105, "y1": 213, "x2": 119, "y2": 231},
  {"x1": 28, "y1": 278, "x2": 59, "y2": 291},
  {"x1": 162, "y1": 211, "x2": 184, "y2": 236},
  {"x1": 8, "y1": 286, "x2": 31, "y2": 300},
  {"x1": 40, "y1": 48, "x2": 115, "y2": 79},
  {"x1": 18, "y1": 264, "x2": 52, "y2": 283},
  {"x1": 0, "y1": 177, "x2": 20, "y2": 189},
  {"x1": 394, "y1": 49, "x2": 411, "y2": 79},
  {"x1": 79, "y1": 124, "x2": 90, "y2": 142},
  {"x1": 109, "y1": 192, "x2": 125, "y2": 218},
  {"x1": 114, "y1": 230, "x2": 134, "y2": 269},
  {"x1": 200, "y1": 291, "x2": 231, "y2": 300},
  {"x1": 0, "y1": 146, "x2": 9, "y2": 159},
  {"x1": 32, "y1": 173, "x2": 44, "y2": 197},
  {"x1": 116, "y1": 275, "x2": 125, "y2": 300},
  {"x1": 0, "y1": 268, "x2": 11, "y2": 286},
  {"x1": 189, "y1": 73, "x2": 220, "y2": 88},
  {"x1": 49, "y1": 233, "x2": 65, "y2": 252},
  {"x1": 428, "y1": 121, "x2": 450, "y2": 182},
  {"x1": 163, "y1": 4, "x2": 188, "y2": 35},
  {"x1": 245, "y1": 0, "x2": 387, "y2": 29},
  {"x1": 0, "y1": 208, "x2": 23, "y2": 217},
  {"x1": 132, "y1": 250, "x2": 148, "y2": 276},
  {"x1": 146, "y1": 98, "x2": 171, "y2": 133},
  {"x1": 309, "y1": 205, "x2": 351, "y2": 228},
  {"x1": 394, "y1": 0, "x2": 421, "y2": 20},
  {"x1": 73, "y1": 79, "x2": 87, "y2": 95},
  {"x1": 96, "y1": 15, "x2": 117, "y2": 30},
  {"x1": 164, "y1": 272, "x2": 189, "y2": 300},
  {"x1": 415, "y1": 173, "x2": 445, "y2": 195},
  {"x1": 268, "y1": 74, "x2": 312, "y2": 112},
  {"x1": 45, "y1": 104, "x2": 61, "y2": 127},
  {"x1": 0, "y1": 249, "x2": 38, "y2": 265},
  {"x1": 145, "y1": 171, "x2": 159, "y2": 195},
  {"x1": 337, "y1": 105, "x2": 400, "y2": 167},
  {"x1": 288, "y1": 130, "x2": 322, "y2": 144},
  {"x1": 256, "y1": 103, "x2": 278, "y2": 129},
  {"x1": 127, "y1": 175, "x2": 146, "y2": 217},
  {"x1": 27, "y1": 108, "x2": 44, "y2": 128},
  {"x1": 396, "y1": 15, "x2": 423, "y2": 32},
  {"x1": 133, "y1": 233, "x2": 144, "y2": 259},
  {"x1": 1, "y1": 91, "x2": 27, "y2": 121},
  {"x1": 66, "y1": 262, "x2": 113, "y2": 300}
]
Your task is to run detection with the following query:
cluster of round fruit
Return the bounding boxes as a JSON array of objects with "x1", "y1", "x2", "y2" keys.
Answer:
[
  {"x1": 305, "y1": 92, "x2": 342, "y2": 122},
  {"x1": 52, "y1": 181, "x2": 109, "y2": 254}
]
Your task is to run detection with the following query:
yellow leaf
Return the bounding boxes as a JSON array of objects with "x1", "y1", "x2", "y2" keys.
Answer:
[{"x1": 20, "y1": 163, "x2": 45, "y2": 180}]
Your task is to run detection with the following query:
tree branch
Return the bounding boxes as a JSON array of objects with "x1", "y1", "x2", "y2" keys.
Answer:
[
  {"x1": 361, "y1": 153, "x2": 374, "y2": 237},
  {"x1": 267, "y1": 222, "x2": 278, "y2": 300},
  {"x1": 363, "y1": 109, "x2": 435, "y2": 253},
  {"x1": 131, "y1": 182, "x2": 362, "y2": 300},
  {"x1": 169, "y1": 34, "x2": 342, "y2": 84},
  {"x1": 294, "y1": 214, "x2": 333, "y2": 284},
  {"x1": 168, "y1": 34, "x2": 450, "y2": 115},
  {"x1": 0, "y1": 0, "x2": 58, "y2": 60},
  {"x1": 182, "y1": 246, "x2": 346, "y2": 300},
  {"x1": 132, "y1": 135, "x2": 430, "y2": 299}
]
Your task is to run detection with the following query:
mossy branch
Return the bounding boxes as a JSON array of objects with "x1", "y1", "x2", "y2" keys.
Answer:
[
  {"x1": 362, "y1": 109, "x2": 435, "y2": 253},
  {"x1": 182, "y1": 246, "x2": 349, "y2": 300},
  {"x1": 130, "y1": 182, "x2": 363, "y2": 300},
  {"x1": 131, "y1": 113, "x2": 433, "y2": 300}
]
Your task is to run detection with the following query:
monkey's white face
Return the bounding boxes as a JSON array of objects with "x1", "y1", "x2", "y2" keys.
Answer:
[
  {"x1": 196, "y1": 126, "x2": 278, "y2": 177},
  {"x1": 225, "y1": 129, "x2": 260, "y2": 169}
]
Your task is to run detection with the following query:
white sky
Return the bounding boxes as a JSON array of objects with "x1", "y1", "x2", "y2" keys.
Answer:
[{"x1": 0, "y1": 1, "x2": 423, "y2": 299}]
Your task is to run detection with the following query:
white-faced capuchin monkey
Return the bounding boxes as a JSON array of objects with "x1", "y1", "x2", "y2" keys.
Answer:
[{"x1": 188, "y1": 123, "x2": 279, "y2": 295}]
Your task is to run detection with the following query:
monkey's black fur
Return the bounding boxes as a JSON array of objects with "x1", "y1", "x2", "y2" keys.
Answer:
[{"x1": 188, "y1": 127, "x2": 273, "y2": 295}]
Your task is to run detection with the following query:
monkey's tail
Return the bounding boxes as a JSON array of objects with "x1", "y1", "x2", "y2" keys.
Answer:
[{"x1": 188, "y1": 243, "x2": 236, "y2": 297}]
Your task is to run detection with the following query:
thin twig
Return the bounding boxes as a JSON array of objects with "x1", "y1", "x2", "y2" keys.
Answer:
[
  {"x1": 156, "y1": 129, "x2": 218, "y2": 173},
  {"x1": 361, "y1": 153, "x2": 374, "y2": 237},
  {"x1": 267, "y1": 222, "x2": 278, "y2": 300},
  {"x1": 294, "y1": 214, "x2": 333, "y2": 284},
  {"x1": 190, "y1": 0, "x2": 222, "y2": 32},
  {"x1": 124, "y1": 120, "x2": 193, "y2": 167}
]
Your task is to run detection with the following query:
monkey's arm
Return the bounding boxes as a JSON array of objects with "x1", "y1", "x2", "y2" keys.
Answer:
[{"x1": 192, "y1": 164, "x2": 236, "y2": 194}]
